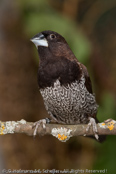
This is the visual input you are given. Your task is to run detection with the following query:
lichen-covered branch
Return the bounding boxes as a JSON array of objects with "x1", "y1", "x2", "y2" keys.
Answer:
[{"x1": 0, "y1": 119, "x2": 116, "y2": 142}]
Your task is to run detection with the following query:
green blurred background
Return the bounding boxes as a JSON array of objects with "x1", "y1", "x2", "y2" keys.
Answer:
[{"x1": 0, "y1": 0, "x2": 116, "y2": 173}]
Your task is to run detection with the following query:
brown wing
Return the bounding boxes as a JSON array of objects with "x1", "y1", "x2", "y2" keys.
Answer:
[{"x1": 80, "y1": 63, "x2": 93, "y2": 94}]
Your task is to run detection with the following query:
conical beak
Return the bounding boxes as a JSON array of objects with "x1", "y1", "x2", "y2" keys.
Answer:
[{"x1": 30, "y1": 33, "x2": 48, "y2": 48}]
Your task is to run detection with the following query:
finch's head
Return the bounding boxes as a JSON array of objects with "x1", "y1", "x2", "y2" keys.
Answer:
[
  {"x1": 30, "y1": 30, "x2": 73, "y2": 58},
  {"x1": 30, "y1": 30, "x2": 67, "y2": 48}
]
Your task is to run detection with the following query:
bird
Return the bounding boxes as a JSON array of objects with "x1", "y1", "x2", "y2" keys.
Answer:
[{"x1": 30, "y1": 30, "x2": 105, "y2": 142}]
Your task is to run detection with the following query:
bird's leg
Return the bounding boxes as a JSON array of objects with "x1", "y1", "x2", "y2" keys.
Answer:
[
  {"x1": 33, "y1": 118, "x2": 51, "y2": 136},
  {"x1": 86, "y1": 117, "x2": 99, "y2": 140}
]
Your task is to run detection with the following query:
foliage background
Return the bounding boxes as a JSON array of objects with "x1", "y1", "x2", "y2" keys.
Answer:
[{"x1": 0, "y1": 0, "x2": 116, "y2": 173}]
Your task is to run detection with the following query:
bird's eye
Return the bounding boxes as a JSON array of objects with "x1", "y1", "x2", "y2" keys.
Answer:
[{"x1": 50, "y1": 34, "x2": 56, "y2": 39}]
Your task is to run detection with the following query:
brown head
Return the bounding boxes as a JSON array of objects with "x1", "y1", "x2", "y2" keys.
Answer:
[{"x1": 30, "y1": 30, "x2": 76, "y2": 62}]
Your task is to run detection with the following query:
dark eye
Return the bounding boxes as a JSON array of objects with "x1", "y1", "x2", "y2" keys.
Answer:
[{"x1": 50, "y1": 34, "x2": 56, "y2": 39}]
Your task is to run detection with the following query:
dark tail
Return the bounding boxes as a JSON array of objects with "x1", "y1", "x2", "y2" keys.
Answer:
[
  {"x1": 87, "y1": 135, "x2": 106, "y2": 143},
  {"x1": 98, "y1": 135, "x2": 106, "y2": 143}
]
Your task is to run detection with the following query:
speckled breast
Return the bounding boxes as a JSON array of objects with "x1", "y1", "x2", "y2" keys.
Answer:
[{"x1": 40, "y1": 76, "x2": 98, "y2": 124}]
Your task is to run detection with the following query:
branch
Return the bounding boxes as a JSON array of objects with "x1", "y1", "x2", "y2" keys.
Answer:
[{"x1": 0, "y1": 119, "x2": 116, "y2": 142}]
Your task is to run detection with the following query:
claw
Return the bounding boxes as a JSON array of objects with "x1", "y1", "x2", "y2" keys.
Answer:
[
  {"x1": 33, "y1": 118, "x2": 50, "y2": 137},
  {"x1": 86, "y1": 117, "x2": 99, "y2": 140}
]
